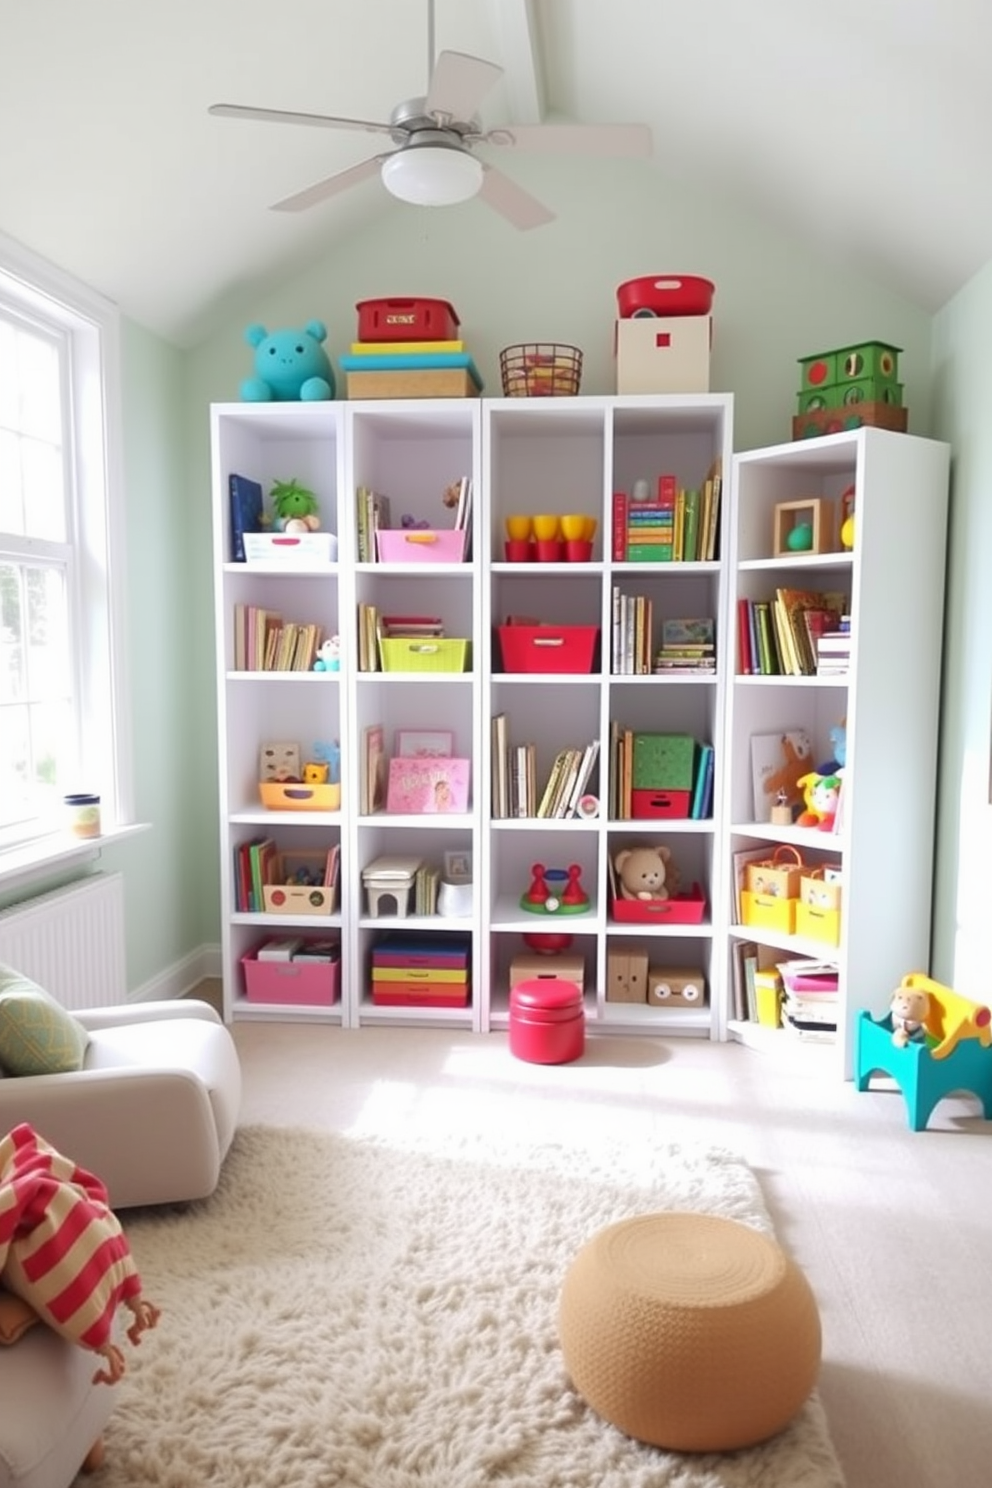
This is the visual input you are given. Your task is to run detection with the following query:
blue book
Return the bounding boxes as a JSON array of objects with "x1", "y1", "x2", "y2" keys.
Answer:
[
  {"x1": 229, "y1": 473, "x2": 264, "y2": 562},
  {"x1": 340, "y1": 351, "x2": 483, "y2": 384},
  {"x1": 691, "y1": 744, "x2": 715, "y2": 819}
]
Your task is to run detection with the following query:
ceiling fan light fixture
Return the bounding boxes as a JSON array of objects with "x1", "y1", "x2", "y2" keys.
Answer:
[{"x1": 381, "y1": 141, "x2": 483, "y2": 206}]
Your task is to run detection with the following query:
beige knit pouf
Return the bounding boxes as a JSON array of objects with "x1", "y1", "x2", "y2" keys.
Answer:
[{"x1": 558, "y1": 1211, "x2": 821, "y2": 1453}]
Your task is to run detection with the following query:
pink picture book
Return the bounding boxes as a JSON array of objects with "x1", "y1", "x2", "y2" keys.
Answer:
[{"x1": 386, "y1": 757, "x2": 471, "y2": 814}]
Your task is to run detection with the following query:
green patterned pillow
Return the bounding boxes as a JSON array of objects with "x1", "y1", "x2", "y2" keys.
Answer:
[{"x1": 0, "y1": 965, "x2": 89, "y2": 1076}]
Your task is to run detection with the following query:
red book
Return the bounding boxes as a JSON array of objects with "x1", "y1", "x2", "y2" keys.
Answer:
[
  {"x1": 737, "y1": 597, "x2": 754, "y2": 674},
  {"x1": 612, "y1": 490, "x2": 628, "y2": 561},
  {"x1": 657, "y1": 474, "x2": 678, "y2": 504}
]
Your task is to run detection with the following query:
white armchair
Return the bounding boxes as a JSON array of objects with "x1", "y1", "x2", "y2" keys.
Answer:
[{"x1": 0, "y1": 999, "x2": 241, "y2": 1209}]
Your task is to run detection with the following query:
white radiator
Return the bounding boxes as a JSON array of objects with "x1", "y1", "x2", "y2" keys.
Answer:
[{"x1": 0, "y1": 872, "x2": 126, "y2": 1009}]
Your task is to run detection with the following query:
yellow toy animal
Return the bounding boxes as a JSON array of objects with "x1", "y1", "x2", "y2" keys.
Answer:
[{"x1": 303, "y1": 761, "x2": 329, "y2": 785}]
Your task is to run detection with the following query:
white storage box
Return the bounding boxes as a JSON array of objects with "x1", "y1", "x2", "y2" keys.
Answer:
[
  {"x1": 615, "y1": 317, "x2": 712, "y2": 395},
  {"x1": 244, "y1": 531, "x2": 338, "y2": 564}
]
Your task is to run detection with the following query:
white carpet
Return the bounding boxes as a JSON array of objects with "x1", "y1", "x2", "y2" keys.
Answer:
[{"x1": 102, "y1": 1125, "x2": 845, "y2": 1487}]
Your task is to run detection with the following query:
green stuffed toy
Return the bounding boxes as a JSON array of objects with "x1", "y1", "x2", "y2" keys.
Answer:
[{"x1": 241, "y1": 321, "x2": 335, "y2": 402}]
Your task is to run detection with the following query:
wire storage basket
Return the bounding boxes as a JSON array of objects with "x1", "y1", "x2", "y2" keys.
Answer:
[{"x1": 500, "y1": 343, "x2": 583, "y2": 397}]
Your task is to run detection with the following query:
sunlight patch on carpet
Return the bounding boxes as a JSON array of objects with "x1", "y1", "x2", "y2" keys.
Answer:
[{"x1": 102, "y1": 1125, "x2": 845, "y2": 1487}]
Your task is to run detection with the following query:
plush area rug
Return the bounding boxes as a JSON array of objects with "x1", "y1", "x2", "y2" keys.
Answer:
[{"x1": 101, "y1": 1125, "x2": 845, "y2": 1487}]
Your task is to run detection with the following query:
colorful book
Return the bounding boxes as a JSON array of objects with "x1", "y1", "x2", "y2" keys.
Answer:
[
  {"x1": 386, "y1": 756, "x2": 471, "y2": 814},
  {"x1": 229, "y1": 473, "x2": 264, "y2": 563},
  {"x1": 350, "y1": 340, "x2": 465, "y2": 354}
]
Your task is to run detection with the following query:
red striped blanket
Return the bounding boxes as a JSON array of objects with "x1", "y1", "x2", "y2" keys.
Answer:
[{"x1": 0, "y1": 1122, "x2": 159, "y2": 1382}]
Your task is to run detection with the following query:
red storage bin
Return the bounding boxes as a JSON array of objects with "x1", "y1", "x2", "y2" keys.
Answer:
[
  {"x1": 610, "y1": 883, "x2": 707, "y2": 925},
  {"x1": 631, "y1": 789, "x2": 692, "y2": 820},
  {"x1": 509, "y1": 978, "x2": 585, "y2": 1064},
  {"x1": 356, "y1": 297, "x2": 460, "y2": 342},
  {"x1": 616, "y1": 275, "x2": 715, "y2": 319},
  {"x1": 497, "y1": 624, "x2": 599, "y2": 674}
]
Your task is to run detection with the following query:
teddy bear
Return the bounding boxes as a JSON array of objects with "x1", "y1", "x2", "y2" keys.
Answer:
[
  {"x1": 614, "y1": 845, "x2": 674, "y2": 901},
  {"x1": 240, "y1": 321, "x2": 335, "y2": 402},
  {"x1": 890, "y1": 987, "x2": 930, "y2": 1047}
]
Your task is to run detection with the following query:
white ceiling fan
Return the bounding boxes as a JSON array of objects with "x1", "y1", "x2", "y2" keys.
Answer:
[{"x1": 209, "y1": 1, "x2": 652, "y2": 230}]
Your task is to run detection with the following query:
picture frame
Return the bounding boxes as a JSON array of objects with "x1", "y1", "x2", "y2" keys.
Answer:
[
  {"x1": 395, "y1": 729, "x2": 455, "y2": 758},
  {"x1": 443, "y1": 850, "x2": 473, "y2": 884}
]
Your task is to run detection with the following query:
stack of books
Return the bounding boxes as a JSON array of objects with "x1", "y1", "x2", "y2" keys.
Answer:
[
  {"x1": 777, "y1": 959, "x2": 839, "y2": 1042},
  {"x1": 816, "y1": 617, "x2": 852, "y2": 675},
  {"x1": 341, "y1": 341, "x2": 484, "y2": 400},
  {"x1": 653, "y1": 616, "x2": 716, "y2": 675}
]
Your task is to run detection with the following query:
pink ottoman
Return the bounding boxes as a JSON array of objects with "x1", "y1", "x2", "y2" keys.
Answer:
[{"x1": 509, "y1": 978, "x2": 585, "y2": 1064}]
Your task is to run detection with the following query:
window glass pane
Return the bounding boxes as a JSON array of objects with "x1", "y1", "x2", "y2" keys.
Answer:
[
  {"x1": 17, "y1": 329, "x2": 61, "y2": 441},
  {"x1": 0, "y1": 320, "x2": 16, "y2": 425},
  {"x1": 0, "y1": 701, "x2": 32, "y2": 829},
  {"x1": 0, "y1": 429, "x2": 24, "y2": 534},
  {"x1": 0, "y1": 562, "x2": 24, "y2": 702},
  {"x1": 21, "y1": 436, "x2": 65, "y2": 541},
  {"x1": 30, "y1": 698, "x2": 72, "y2": 797},
  {"x1": 27, "y1": 565, "x2": 69, "y2": 697}
]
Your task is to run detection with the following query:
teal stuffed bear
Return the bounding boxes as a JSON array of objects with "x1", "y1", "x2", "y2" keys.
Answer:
[{"x1": 241, "y1": 321, "x2": 335, "y2": 402}]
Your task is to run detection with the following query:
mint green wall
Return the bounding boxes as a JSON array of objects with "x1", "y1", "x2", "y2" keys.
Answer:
[
  {"x1": 180, "y1": 162, "x2": 937, "y2": 961},
  {"x1": 929, "y1": 264, "x2": 992, "y2": 995},
  {"x1": 96, "y1": 320, "x2": 207, "y2": 987}
]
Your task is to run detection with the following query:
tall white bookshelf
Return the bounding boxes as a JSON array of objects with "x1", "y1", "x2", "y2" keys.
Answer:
[
  {"x1": 722, "y1": 427, "x2": 951, "y2": 1078},
  {"x1": 211, "y1": 399, "x2": 949, "y2": 1073},
  {"x1": 480, "y1": 395, "x2": 734, "y2": 1040}
]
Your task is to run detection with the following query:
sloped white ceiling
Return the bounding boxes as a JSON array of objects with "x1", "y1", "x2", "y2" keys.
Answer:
[{"x1": 1, "y1": 0, "x2": 987, "y2": 345}]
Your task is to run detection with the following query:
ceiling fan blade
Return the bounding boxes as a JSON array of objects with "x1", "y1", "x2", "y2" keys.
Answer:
[
  {"x1": 425, "y1": 50, "x2": 502, "y2": 125},
  {"x1": 483, "y1": 122, "x2": 653, "y2": 158},
  {"x1": 210, "y1": 102, "x2": 392, "y2": 137},
  {"x1": 271, "y1": 155, "x2": 386, "y2": 213},
  {"x1": 477, "y1": 163, "x2": 555, "y2": 231}
]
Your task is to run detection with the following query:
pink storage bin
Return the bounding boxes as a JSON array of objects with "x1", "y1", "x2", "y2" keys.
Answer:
[
  {"x1": 376, "y1": 529, "x2": 468, "y2": 563},
  {"x1": 241, "y1": 949, "x2": 340, "y2": 1006}
]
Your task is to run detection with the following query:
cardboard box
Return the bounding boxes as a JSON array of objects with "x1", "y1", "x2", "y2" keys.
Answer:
[
  {"x1": 615, "y1": 317, "x2": 711, "y2": 395},
  {"x1": 647, "y1": 966, "x2": 708, "y2": 1008},
  {"x1": 606, "y1": 944, "x2": 650, "y2": 1003},
  {"x1": 509, "y1": 952, "x2": 585, "y2": 996},
  {"x1": 346, "y1": 368, "x2": 480, "y2": 399}
]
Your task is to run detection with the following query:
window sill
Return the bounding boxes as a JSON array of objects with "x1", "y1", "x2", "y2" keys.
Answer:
[{"x1": 0, "y1": 823, "x2": 151, "y2": 894}]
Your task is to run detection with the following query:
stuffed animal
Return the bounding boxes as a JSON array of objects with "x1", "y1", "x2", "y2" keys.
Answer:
[
  {"x1": 313, "y1": 635, "x2": 340, "y2": 672},
  {"x1": 796, "y1": 771, "x2": 843, "y2": 831},
  {"x1": 241, "y1": 322, "x2": 335, "y2": 402},
  {"x1": 614, "y1": 845, "x2": 674, "y2": 901},
  {"x1": 270, "y1": 478, "x2": 320, "y2": 532},
  {"x1": 890, "y1": 987, "x2": 930, "y2": 1048},
  {"x1": 0, "y1": 1123, "x2": 160, "y2": 1384}
]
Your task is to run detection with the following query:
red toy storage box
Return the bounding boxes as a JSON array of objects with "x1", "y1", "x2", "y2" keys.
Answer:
[
  {"x1": 631, "y1": 789, "x2": 692, "y2": 820},
  {"x1": 615, "y1": 275, "x2": 715, "y2": 319},
  {"x1": 241, "y1": 949, "x2": 340, "y2": 1006},
  {"x1": 356, "y1": 298, "x2": 460, "y2": 342},
  {"x1": 496, "y1": 625, "x2": 600, "y2": 674},
  {"x1": 609, "y1": 883, "x2": 707, "y2": 925}
]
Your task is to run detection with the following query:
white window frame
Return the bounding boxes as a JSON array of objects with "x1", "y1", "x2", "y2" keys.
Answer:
[{"x1": 0, "y1": 231, "x2": 137, "y2": 889}]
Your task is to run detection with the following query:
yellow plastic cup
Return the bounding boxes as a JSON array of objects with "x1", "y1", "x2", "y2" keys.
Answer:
[
  {"x1": 560, "y1": 514, "x2": 587, "y2": 540},
  {"x1": 532, "y1": 513, "x2": 560, "y2": 541},
  {"x1": 583, "y1": 516, "x2": 598, "y2": 542},
  {"x1": 505, "y1": 514, "x2": 533, "y2": 541}
]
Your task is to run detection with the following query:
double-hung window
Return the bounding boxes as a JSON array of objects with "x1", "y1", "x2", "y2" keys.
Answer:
[{"x1": 0, "y1": 233, "x2": 130, "y2": 876}]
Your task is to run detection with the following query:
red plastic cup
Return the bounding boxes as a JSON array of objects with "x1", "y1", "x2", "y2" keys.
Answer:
[
  {"x1": 504, "y1": 539, "x2": 532, "y2": 562},
  {"x1": 535, "y1": 538, "x2": 564, "y2": 562},
  {"x1": 565, "y1": 539, "x2": 594, "y2": 562}
]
